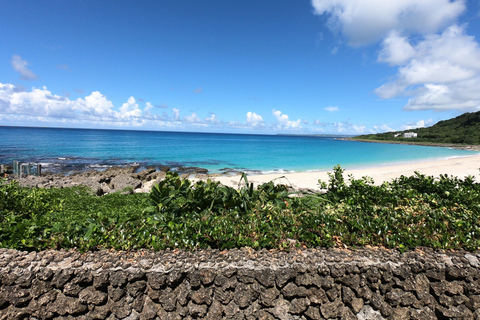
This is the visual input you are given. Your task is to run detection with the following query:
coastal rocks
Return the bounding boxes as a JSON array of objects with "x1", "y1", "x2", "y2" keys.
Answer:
[
  {"x1": 6, "y1": 164, "x2": 224, "y2": 195},
  {"x1": 1, "y1": 247, "x2": 480, "y2": 319},
  {"x1": 9, "y1": 166, "x2": 165, "y2": 195}
]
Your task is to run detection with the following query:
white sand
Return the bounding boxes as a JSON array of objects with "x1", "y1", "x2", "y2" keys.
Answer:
[{"x1": 207, "y1": 154, "x2": 480, "y2": 190}]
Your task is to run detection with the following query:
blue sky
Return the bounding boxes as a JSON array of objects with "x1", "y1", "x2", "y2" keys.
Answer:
[{"x1": 2, "y1": 0, "x2": 480, "y2": 135}]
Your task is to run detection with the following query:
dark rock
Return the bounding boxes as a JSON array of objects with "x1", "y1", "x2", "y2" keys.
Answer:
[
  {"x1": 340, "y1": 306, "x2": 357, "y2": 320},
  {"x1": 158, "y1": 287, "x2": 177, "y2": 311},
  {"x1": 320, "y1": 298, "x2": 343, "y2": 319},
  {"x1": 207, "y1": 300, "x2": 224, "y2": 318},
  {"x1": 255, "y1": 269, "x2": 275, "y2": 288},
  {"x1": 436, "y1": 304, "x2": 474, "y2": 319},
  {"x1": 467, "y1": 295, "x2": 480, "y2": 311},
  {"x1": 127, "y1": 281, "x2": 147, "y2": 298},
  {"x1": 234, "y1": 283, "x2": 260, "y2": 309},
  {"x1": 1, "y1": 286, "x2": 31, "y2": 307},
  {"x1": 289, "y1": 298, "x2": 310, "y2": 314},
  {"x1": 191, "y1": 287, "x2": 213, "y2": 305},
  {"x1": 342, "y1": 286, "x2": 356, "y2": 304},
  {"x1": 110, "y1": 174, "x2": 142, "y2": 192},
  {"x1": 308, "y1": 287, "x2": 328, "y2": 305},
  {"x1": 87, "y1": 303, "x2": 112, "y2": 320},
  {"x1": 173, "y1": 281, "x2": 190, "y2": 306},
  {"x1": 135, "y1": 168, "x2": 156, "y2": 181},
  {"x1": 386, "y1": 289, "x2": 417, "y2": 307},
  {"x1": 140, "y1": 297, "x2": 159, "y2": 320},
  {"x1": 326, "y1": 284, "x2": 341, "y2": 301},
  {"x1": 271, "y1": 299, "x2": 291, "y2": 320},
  {"x1": 108, "y1": 286, "x2": 125, "y2": 302},
  {"x1": 224, "y1": 300, "x2": 241, "y2": 319},
  {"x1": 78, "y1": 287, "x2": 108, "y2": 305},
  {"x1": 47, "y1": 292, "x2": 88, "y2": 316},
  {"x1": 31, "y1": 279, "x2": 52, "y2": 298},
  {"x1": 389, "y1": 307, "x2": 410, "y2": 320},
  {"x1": 147, "y1": 273, "x2": 166, "y2": 290},
  {"x1": 213, "y1": 286, "x2": 234, "y2": 305},
  {"x1": 109, "y1": 271, "x2": 128, "y2": 287},
  {"x1": 237, "y1": 269, "x2": 255, "y2": 284},
  {"x1": 112, "y1": 297, "x2": 133, "y2": 319},
  {"x1": 305, "y1": 306, "x2": 322, "y2": 320},
  {"x1": 275, "y1": 268, "x2": 297, "y2": 288},
  {"x1": 410, "y1": 307, "x2": 436, "y2": 320},
  {"x1": 330, "y1": 265, "x2": 346, "y2": 278},
  {"x1": 52, "y1": 270, "x2": 73, "y2": 289},
  {"x1": 258, "y1": 287, "x2": 279, "y2": 307},
  {"x1": 198, "y1": 268, "x2": 216, "y2": 286},
  {"x1": 282, "y1": 282, "x2": 310, "y2": 298}
]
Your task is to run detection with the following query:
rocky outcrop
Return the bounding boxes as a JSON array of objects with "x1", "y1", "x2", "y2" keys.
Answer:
[
  {"x1": 10, "y1": 166, "x2": 167, "y2": 195},
  {"x1": 1, "y1": 247, "x2": 480, "y2": 319}
]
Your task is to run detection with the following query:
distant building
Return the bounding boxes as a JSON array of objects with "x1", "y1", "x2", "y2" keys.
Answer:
[
  {"x1": 403, "y1": 132, "x2": 417, "y2": 138},
  {"x1": 394, "y1": 133, "x2": 401, "y2": 138}
]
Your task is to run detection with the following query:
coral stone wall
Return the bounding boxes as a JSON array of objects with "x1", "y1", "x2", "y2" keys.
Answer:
[{"x1": 1, "y1": 247, "x2": 480, "y2": 319}]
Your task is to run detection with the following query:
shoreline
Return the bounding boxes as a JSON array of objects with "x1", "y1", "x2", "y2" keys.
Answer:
[
  {"x1": 206, "y1": 153, "x2": 480, "y2": 191},
  {"x1": 4, "y1": 153, "x2": 480, "y2": 193},
  {"x1": 345, "y1": 138, "x2": 480, "y2": 151}
]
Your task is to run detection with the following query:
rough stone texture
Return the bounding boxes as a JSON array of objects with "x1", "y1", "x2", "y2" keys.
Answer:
[{"x1": 1, "y1": 247, "x2": 480, "y2": 319}]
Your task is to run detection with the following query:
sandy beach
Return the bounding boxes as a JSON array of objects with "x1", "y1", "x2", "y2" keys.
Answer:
[{"x1": 208, "y1": 154, "x2": 480, "y2": 190}]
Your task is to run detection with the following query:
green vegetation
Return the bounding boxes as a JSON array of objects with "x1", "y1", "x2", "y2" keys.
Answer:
[
  {"x1": 356, "y1": 111, "x2": 480, "y2": 145},
  {"x1": 1, "y1": 167, "x2": 480, "y2": 252}
]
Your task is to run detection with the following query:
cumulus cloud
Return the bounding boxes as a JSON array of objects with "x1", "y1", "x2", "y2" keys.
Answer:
[
  {"x1": 311, "y1": 0, "x2": 465, "y2": 46},
  {"x1": 205, "y1": 113, "x2": 218, "y2": 123},
  {"x1": 185, "y1": 112, "x2": 201, "y2": 123},
  {"x1": 271, "y1": 109, "x2": 301, "y2": 130},
  {"x1": 0, "y1": 82, "x2": 178, "y2": 127},
  {"x1": 401, "y1": 119, "x2": 433, "y2": 130},
  {"x1": 373, "y1": 124, "x2": 396, "y2": 133},
  {"x1": 376, "y1": 25, "x2": 480, "y2": 111},
  {"x1": 11, "y1": 55, "x2": 38, "y2": 80},
  {"x1": 324, "y1": 106, "x2": 339, "y2": 112},
  {"x1": 172, "y1": 108, "x2": 180, "y2": 120},
  {"x1": 246, "y1": 111, "x2": 264, "y2": 127}
]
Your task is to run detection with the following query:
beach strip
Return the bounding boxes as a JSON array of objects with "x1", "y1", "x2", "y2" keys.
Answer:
[{"x1": 209, "y1": 154, "x2": 480, "y2": 190}]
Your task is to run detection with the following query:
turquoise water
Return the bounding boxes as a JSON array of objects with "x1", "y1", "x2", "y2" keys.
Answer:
[{"x1": 0, "y1": 126, "x2": 478, "y2": 174}]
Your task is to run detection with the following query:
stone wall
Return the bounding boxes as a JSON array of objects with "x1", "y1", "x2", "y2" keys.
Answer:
[{"x1": 1, "y1": 247, "x2": 480, "y2": 320}]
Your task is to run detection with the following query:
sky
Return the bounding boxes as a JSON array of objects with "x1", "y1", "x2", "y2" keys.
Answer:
[{"x1": 1, "y1": 0, "x2": 480, "y2": 135}]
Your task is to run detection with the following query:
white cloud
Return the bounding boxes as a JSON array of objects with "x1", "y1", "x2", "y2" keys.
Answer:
[
  {"x1": 73, "y1": 91, "x2": 115, "y2": 118},
  {"x1": 185, "y1": 112, "x2": 201, "y2": 123},
  {"x1": 313, "y1": 120, "x2": 327, "y2": 126},
  {"x1": 205, "y1": 114, "x2": 218, "y2": 123},
  {"x1": 376, "y1": 25, "x2": 480, "y2": 111},
  {"x1": 401, "y1": 119, "x2": 433, "y2": 130},
  {"x1": 311, "y1": 0, "x2": 466, "y2": 46},
  {"x1": 378, "y1": 31, "x2": 415, "y2": 66},
  {"x1": 11, "y1": 55, "x2": 38, "y2": 80},
  {"x1": 172, "y1": 108, "x2": 180, "y2": 120},
  {"x1": 246, "y1": 111, "x2": 264, "y2": 127},
  {"x1": 271, "y1": 109, "x2": 301, "y2": 130},
  {"x1": 324, "y1": 106, "x2": 339, "y2": 112},
  {"x1": 194, "y1": 87, "x2": 203, "y2": 94},
  {"x1": 119, "y1": 96, "x2": 142, "y2": 118},
  {"x1": 373, "y1": 124, "x2": 396, "y2": 132},
  {"x1": 144, "y1": 102, "x2": 154, "y2": 112},
  {"x1": 0, "y1": 83, "x2": 185, "y2": 127}
]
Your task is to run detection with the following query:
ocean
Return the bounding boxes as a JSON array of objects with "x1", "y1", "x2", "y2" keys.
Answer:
[{"x1": 1, "y1": 126, "x2": 478, "y2": 174}]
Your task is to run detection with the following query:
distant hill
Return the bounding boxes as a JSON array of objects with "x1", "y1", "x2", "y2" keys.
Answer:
[{"x1": 355, "y1": 111, "x2": 480, "y2": 145}]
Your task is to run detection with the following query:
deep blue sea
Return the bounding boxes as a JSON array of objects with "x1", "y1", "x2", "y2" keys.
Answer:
[{"x1": 1, "y1": 126, "x2": 478, "y2": 174}]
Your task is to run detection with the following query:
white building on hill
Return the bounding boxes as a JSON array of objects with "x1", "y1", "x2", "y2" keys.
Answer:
[{"x1": 403, "y1": 132, "x2": 417, "y2": 138}]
